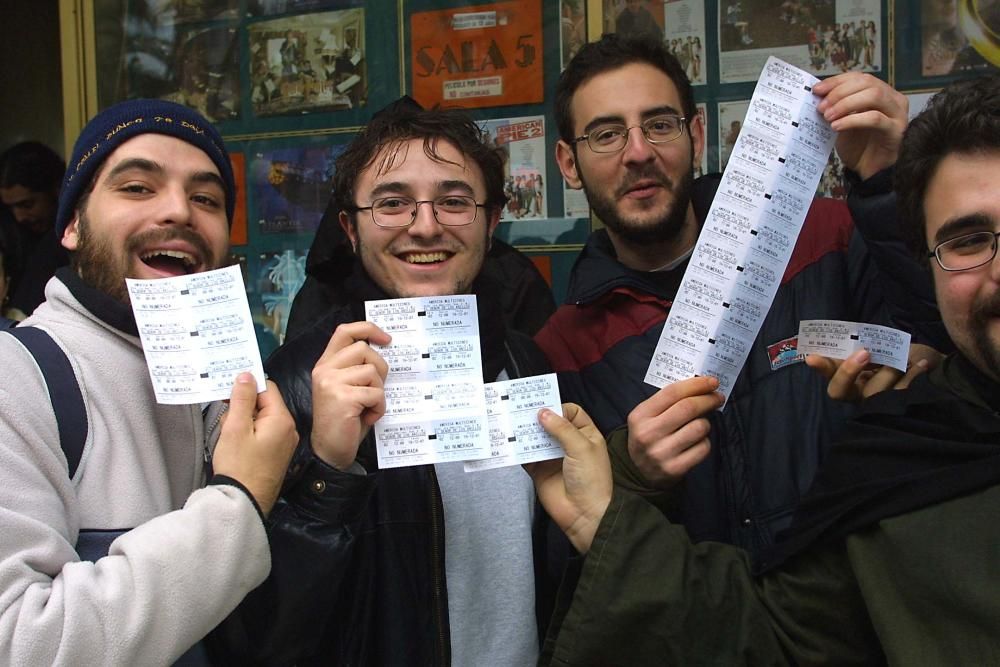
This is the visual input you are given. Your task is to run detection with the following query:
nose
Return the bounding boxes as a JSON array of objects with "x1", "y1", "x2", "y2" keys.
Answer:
[
  {"x1": 157, "y1": 185, "x2": 194, "y2": 227},
  {"x1": 407, "y1": 200, "x2": 443, "y2": 238},
  {"x1": 621, "y1": 125, "x2": 656, "y2": 165}
]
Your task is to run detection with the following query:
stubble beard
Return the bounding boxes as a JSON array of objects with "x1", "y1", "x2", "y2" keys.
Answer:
[
  {"x1": 968, "y1": 289, "x2": 1000, "y2": 382},
  {"x1": 578, "y1": 150, "x2": 695, "y2": 248},
  {"x1": 70, "y1": 211, "x2": 217, "y2": 305}
]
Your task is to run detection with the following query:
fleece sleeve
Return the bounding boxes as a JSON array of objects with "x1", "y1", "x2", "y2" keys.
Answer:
[{"x1": 0, "y1": 339, "x2": 270, "y2": 666}]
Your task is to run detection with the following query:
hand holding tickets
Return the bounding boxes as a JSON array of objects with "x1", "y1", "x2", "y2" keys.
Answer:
[
  {"x1": 126, "y1": 265, "x2": 266, "y2": 404},
  {"x1": 212, "y1": 374, "x2": 298, "y2": 516},
  {"x1": 365, "y1": 295, "x2": 564, "y2": 471},
  {"x1": 645, "y1": 58, "x2": 837, "y2": 403}
]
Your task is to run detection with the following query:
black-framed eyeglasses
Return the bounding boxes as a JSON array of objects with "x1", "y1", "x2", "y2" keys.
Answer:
[
  {"x1": 928, "y1": 230, "x2": 1000, "y2": 271},
  {"x1": 352, "y1": 195, "x2": 487, "y2": 228},
  {"x1": 572, "y1": 114, "x2": 688, "y2": 154}
]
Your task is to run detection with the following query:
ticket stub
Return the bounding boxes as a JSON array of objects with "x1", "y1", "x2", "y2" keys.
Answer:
[
  {"x1": 126, "y1": 265, "x2": 265, "y2": 404},
  {"x1": 796, "y1": 320, "x2": 911, "y2": 371},
  {"x1": 366, "y1": 294, "x2": 490, "y2": 468},
  {"x1": 464, "y1": 373, "x2": 564, "y2": 472}
]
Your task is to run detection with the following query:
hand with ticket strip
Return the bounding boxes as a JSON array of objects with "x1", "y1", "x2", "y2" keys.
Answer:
[
  {"x1": 813, "y1": 72, "x2": 908, "y2": 181},
  {"x1": 309, "y1": 321, "x2": 392, "y2": 470},
  {"x1": 805, "y1": 343, "x2": 944, "y2": 402},
  {"x1": 624, "y1": 376, "x2": 725, "y2": 487}
]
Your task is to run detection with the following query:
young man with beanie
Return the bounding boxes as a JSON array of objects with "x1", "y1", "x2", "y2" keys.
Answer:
[
  {"x1": 0, "y1": 99, "x2": 304, "y2": 665},
  {"x1": 259, "y1": 103, "x2": 561, "y2": 666}
]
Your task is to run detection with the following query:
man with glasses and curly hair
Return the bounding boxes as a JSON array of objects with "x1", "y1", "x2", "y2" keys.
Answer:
[
  {"x1": 526, "y1": 73, "x2": 1000, "y2": 666},
  {"x1": 535, "y1": 33, "x2": 946, "y2": 567},
  {"x1": 260, "y1": 103, "x2": 559, "y2": 666}
]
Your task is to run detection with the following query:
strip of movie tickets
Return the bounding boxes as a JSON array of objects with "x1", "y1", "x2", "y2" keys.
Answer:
[
  {"x1": 126, "y1": 265, "x2": 266, "y2": 404},
  {"x1": 796, "y1": 320, "x2": 911, "y2": 372},
  {"x1": 644, "y1": 57, "x2": 837, "y2": 401},
  {"x1": 366, "y1": 294, "x2": 564, "y2": 471}
]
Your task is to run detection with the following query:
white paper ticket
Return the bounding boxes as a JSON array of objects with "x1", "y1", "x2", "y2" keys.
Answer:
[
  {"x1": 126, "y1": 264, "x2": 266, "y2": 404},
  {"x1": 645, "y1": 57, "x2": 837, "y2": 401},
  {"x1": 366, "y1": 295, "x2": 491, "y2": 468},
  {"x1": 464, "y1": 373, "x2": 564, "y2": 472},
  {"x1": 796, "y1": 320, "x2": 911, "y2": 372}
]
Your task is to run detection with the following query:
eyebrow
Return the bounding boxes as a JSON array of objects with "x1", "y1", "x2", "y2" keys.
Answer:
[
  {"x1": 934, "y1": 213, "x2": 996, "y2": 244},
  {"x1": 581, "y1": 105, "x2": 683, "y2": 135},
  {"x1": 368, "y1": 180, "x2": 475, "y2": 199},
  {"x1": 105, "y1": 158, "x2": 225, "y2": 192}
]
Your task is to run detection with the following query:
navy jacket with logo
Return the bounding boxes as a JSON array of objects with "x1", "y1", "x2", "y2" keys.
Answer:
[{"x1": 535, "y1": 171, "x2": 942, "y2": 563}]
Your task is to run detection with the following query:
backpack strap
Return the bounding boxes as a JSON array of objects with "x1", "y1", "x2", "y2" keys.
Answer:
[{"x1": 4, "y1": 326, "x2": 89, "y2": 478}]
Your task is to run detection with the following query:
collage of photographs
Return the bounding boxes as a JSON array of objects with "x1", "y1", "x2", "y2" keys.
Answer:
[{"x1": 88, "y1": 0, "x2": 1000, "y2": 345}]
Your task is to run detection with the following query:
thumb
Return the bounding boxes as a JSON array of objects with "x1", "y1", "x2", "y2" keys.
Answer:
[{"x1": 225, "y1": 373, "x2": 259, "y2": 428}]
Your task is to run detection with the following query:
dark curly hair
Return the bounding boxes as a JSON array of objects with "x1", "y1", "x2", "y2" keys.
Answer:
[
  {"x1": 332, "y1": 102, "x2": 507, "y2": 226},
  {"x1": 554, "y1": 32, "x2": 696, "y2": 143},
  {"x1": 895, "y1": 75, "x2": 1000, "y2": 259},
  {"x1": 0, "y1": 141, "x2": 65, "y2": 193}
]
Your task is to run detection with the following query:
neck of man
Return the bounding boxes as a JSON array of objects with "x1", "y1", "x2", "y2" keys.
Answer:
[{"x1": 606, "y1": 202, "x2": 700, "y2": 272}]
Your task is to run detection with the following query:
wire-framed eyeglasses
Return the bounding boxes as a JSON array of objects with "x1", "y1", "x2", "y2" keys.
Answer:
[
  {"x1": 352, "y1": 195, "x2": 487, "y2": 228},
  {"x1": 928, "y1": 230, "x2": 1000, "y2": 271},
  {"x1": 572, "y1": 114, "x2": 688, "y2": 154}
]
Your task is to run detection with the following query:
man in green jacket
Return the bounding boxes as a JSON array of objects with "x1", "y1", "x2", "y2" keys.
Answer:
[{"x1": 528, "y1": 74, "x2": 1000, "y2": 665}]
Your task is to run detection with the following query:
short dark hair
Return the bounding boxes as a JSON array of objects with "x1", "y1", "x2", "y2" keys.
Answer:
[
  {"x1": 895, "y1": 75, "x2": 1000, "y2": 257},
  {"x1": 555, "y1": 33, "x2": 696, "y2": 143},
  {"x1": 0, "y1": 141, "x2": 65, "y2": 193},
  {"x1": 332, "y1": 106, "x2": 507, "y2": 221}
]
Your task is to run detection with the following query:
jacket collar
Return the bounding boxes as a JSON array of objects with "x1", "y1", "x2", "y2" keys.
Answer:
[
  {"x1": 564, "y1": 173, "x2": 721, "y2": 305},
  {"x1": 56, "y1": 266, "x2": 140, "y2": 337}
]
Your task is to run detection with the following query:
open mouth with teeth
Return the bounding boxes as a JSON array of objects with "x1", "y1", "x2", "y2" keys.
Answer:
[
  {"x1": 140, "y1": 249, "x2": 198, "y2": 276},
  {"x1": 401, "y1": 251, "x2": 452, "y2": 265}
]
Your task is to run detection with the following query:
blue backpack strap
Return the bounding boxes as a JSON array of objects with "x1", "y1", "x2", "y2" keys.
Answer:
[{"x1": 4, "y1": 326, "x2": 89, "y2": 478}]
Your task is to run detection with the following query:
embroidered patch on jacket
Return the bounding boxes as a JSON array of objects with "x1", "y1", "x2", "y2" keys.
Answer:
[{"x1": 767, "y1": 336, "x2": 804, "y2": 370}]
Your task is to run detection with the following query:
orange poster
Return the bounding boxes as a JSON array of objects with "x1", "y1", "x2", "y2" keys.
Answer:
[
  {"x1": 229, "y1": 152, "x2": 248, "y2": 246},
  {"x1": 411, "y1": 0, "x2": 542, "y2": 110}
]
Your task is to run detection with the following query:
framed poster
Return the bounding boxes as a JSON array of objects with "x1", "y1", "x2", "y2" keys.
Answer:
[
  {"x1": 481, "y1": 116, "x2": 548, "y2": 221},
  {"x1": 601, "y1": 1, "x2": 707, "y2": 85},
  {"x1": 248, "y1": 8, "x2": 367, "y2": 117},
  {"x1": 410, "y1": 0, "x2": 543, "y2": 109},
  {"x1": 250, "y1": 143, "x2": 344, "y2": 234},
  {"x1": 560, "y1": 0, "x2": 587, "y2": 69},
  {"x1": 718, "y1": 0, "x2": 882, "y2": 83}
]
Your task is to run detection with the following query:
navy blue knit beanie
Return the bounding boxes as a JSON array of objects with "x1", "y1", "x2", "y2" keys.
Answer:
[{"x1": 56, "y1": 99, "x2": 235, "y2": 237}]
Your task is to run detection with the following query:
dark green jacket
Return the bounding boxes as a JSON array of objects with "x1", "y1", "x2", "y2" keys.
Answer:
[{"x1": 541, "y1": 357, "x2": 1000, "y2": 666}]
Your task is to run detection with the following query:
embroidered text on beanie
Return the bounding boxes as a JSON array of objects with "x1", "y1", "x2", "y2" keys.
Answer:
[{"x1": 56, "y1": 99, "x2": 235, "y2": 238}]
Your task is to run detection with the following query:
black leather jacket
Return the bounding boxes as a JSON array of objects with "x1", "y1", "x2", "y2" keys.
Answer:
[{"x1": 210, "y1": 274, "x2": 563, "y2": 666}]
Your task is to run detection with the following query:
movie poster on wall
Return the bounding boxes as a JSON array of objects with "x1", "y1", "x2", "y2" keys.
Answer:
[
  {"x1": 601, "y1": 2, "x2": 707, "y2": 85},
  {"x1": 717, "y1": 99, "x2": 846, "y2": 198},
  {"x1": 480, "y1": 116, "x2": 547, "y2": 221},
  {"x1": 256, "y1": 250, "x2": 308, "y2": 345},
  {"x1": 411, "y1": 0, "x2": 543, "y2": 109},
  {"x1": 248, "y1": 0, "x2": 361, "y2": 16},
  {"x1": 248, "y1": 8, "x2": 366, "y2": 117},
  {"x1": 114, "y1": 20, "x2": 240, "y2": 122},
  {"x1": 560, "y1": 0, "x2": 586, "y2": 69},
  {"x1": 919, "y1": 0, "x2": 1000, "y2": 77},
  {"x1": 251, "y1": 144, "x2": 344, "y2": 233},
  {"x1": 718, "y1": 0, "x2": 882, "y2": 83}
]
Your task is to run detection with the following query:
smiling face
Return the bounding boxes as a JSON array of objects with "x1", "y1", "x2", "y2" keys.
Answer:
[
  {"x1": 555, "y1": 62, "x2": 704, "y2": 268},
  {"x1": 61, "y1": 133, "x2": 230, "y2": 304},
  {"x1": 340, "y1": 137, "x2": 498, "y2": 298},
  {"x1": 924, "y1": 151, "x2": 1000, "y2": 381}
]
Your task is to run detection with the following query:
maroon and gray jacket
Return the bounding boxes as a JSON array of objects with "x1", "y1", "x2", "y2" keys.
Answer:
[{"x1": 535, "y1": 170, "x2": 946, "y2": 564}]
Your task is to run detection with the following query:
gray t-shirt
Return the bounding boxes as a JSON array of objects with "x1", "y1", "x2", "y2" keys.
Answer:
[{"x1": 434, "y1": 453, "x2": 539, "y2": 666}]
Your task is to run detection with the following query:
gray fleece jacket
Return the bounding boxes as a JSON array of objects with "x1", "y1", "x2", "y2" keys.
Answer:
[{"x1": 0, "y1": 274, "x2": 269, "y2": 666}]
